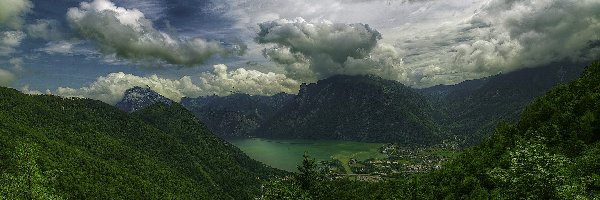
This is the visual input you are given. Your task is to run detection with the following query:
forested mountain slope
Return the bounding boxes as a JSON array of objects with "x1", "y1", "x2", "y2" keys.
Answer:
[
  {"x1": 0, "y1": 87, "x2": 281, "y2": 199},
  {"x1": 422, "y1": 62, "x2": 586, "y2": 145},
  {"x1": 260, "y1": 62, "x2": 600, "y2": 199}
]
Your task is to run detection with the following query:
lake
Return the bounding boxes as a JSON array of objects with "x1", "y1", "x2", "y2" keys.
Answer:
[{"x1": 228, "y1": 138, "x2": 386, "y2": 172}]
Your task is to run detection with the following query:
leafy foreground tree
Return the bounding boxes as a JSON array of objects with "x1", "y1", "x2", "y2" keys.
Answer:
[
  {"x1": 258, "y1": 154, "x2": 317, "y2": 200},
  {"x1": 260, "y1": 62, "x2": 600, "y2": 199}
]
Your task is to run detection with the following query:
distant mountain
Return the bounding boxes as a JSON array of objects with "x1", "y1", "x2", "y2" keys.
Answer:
[
  {"x1": 421, "y1": 62, "x2": 587, "y2": 145},
  {"x1": 256, "y1": 75, "x2": 442, "y2": 145},
  {"x1": 0, "y1": 87, "x2": 281, "y2": 199},
  {"x1": 181, "y1": 93, "x2": 294, "y2": 138},
  {"x1": 115, "y1": 86, "x2": 173, "y2": 112},
  {"x1": 112, "y1": 62, "x2": 587, "y2": 146},
  {"x1": 258, "y1": 63, "x2": 600, "y2": 199}
]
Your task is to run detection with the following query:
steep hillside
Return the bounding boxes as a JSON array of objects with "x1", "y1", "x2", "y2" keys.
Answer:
[
  {"x1": 422, "y1": 62, "x2": 586, "y2": 145},
  {"x1": 0, "y1": 88, "x2": 281, "y2": 199},
  {"x1": 257, "y1": 75, "x2": 442, "y2": 145},
  {"x1": 401, "y1": 61, "x2": 600, "y2": 199},
  {"x1": 259, "y1": 62, "x2": 600, "y2": 199},
  {"x1": 181, "y1": 93, "x2": 293, "y2": 138}
]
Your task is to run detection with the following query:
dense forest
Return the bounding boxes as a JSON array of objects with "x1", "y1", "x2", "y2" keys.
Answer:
[
  {"x1": 425, "y1": 62, "x2": 586, "y2": 145},
  {"x1": 0, "y1": 87, "x2": 283, "y2": 199},
  {"x1": 1, "y1": 62, "x2": 596, "y2": 199},
  {"x1": 259, "y1": 62, "x2": 600, "y2": 199}
]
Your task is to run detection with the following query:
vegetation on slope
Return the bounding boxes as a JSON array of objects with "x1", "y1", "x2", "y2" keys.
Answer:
[
  {"x1": 0, "y1": 88, "x2": 281, "y2": 199},
  {"x1": 423, "y1": 62, "x2": 586, "y2": 145},
  {"x1": 260, "y1": 62, "x2": 600, "y2": 199}
]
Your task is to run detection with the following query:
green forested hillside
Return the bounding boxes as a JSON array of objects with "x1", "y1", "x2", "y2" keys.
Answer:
[
  {"x1": 260, "y1": 62, "x2": 600, "y2": 199},
  {"x1": 423, "y1": 62, "x2": 586, "y2": 145},
  {"x1": 2, "y1": 61, "x2": 597, "y2": 199},
  {"x1": 0, "y1": 88, "x2": 281, "y2": 199}
]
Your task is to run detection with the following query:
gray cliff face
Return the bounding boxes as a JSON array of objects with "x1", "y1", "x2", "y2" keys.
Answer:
[
  {"x1": 115, "y1": 86, "x2": 174, "y2": 113},
  {"x1": 256, "y1": 75, "x2": 442, "y2": 144}
]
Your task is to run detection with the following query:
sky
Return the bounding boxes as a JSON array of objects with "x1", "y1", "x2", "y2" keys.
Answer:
[{"x1": 0, "y1": 0, "x2": 598, "y2": 104}]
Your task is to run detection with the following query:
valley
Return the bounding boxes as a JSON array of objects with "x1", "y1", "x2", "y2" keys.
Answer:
[
  {"x1": 230, "y1": 138, "x2": 460, "y2": 179},
  {"x1": 1, "y1": 62, "x2": 598, "y2": 199},
  {"x1": 1, "y1": 0, "x2": 598, "y2": 198},
  {"x1": 229, "y1": 138, "x2": 386, "y2": 172}
]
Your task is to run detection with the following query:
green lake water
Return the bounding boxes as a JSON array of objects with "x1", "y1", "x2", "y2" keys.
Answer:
[{"x1": 228, "y1": 138, "x2": 386, "y2": 172}]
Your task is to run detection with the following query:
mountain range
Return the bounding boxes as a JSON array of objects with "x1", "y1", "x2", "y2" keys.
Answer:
[
  {"x1": 260, "y1": 62, "x2": 600, "y2": 199},
  {"x1": 116, "y1": 62, "x2": 587, "y2": 146},
  {"x1": 256, "y1": 75, "x2": 442, "y2": 144},
  {"x1": 423, "y1": 61, "x2": 586, "y2": 144},
  {"x1": 180, "y1": 93, "x2": 293, "y2": 138}
]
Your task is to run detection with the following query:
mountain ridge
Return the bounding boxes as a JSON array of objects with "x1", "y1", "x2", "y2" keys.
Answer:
[
  {"x1": 0, "y1": 87, "x2": 282, "y2": 199},
  {"x1": 256, "y1": 74, "x2": 442, "y2": 144},
  {"x1": 114, "y1": 62, "x2": 587, "y2": 146}
]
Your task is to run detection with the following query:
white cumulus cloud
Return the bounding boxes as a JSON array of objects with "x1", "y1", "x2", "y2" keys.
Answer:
[
  {"x1": 53, "y1": 64, "x2": 300, "y2": 104},
  {"x1": 200, "y1": 64, "x2": 300, "y2": 96},
  {"x1": 67, "y1": 0, "x2": 226, "y2": 66}
]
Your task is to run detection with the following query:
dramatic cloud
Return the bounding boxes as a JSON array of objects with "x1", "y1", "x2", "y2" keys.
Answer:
[
  {"x1": 257, "y1": 18, "x2": 409, "y2": 82},
  {"x1": 7, "y1": 0, "x2": 600, "y2": 94},
  {"x1": 67, "y1": 0, "x2": 226, "y2": 66},
  {"x1": 394, "y1": 0, "x2": 600, "y2": 86},
  {"x1": 0, "y1": 68, "x2": 16, "y2": 87},
  {"x1": 225, "y1": 0, "x2": 489, "y2": 86},
  {"x1": 223, "y1": 0, "x2": 600, "y2": 87},
  {"x1": 54, "y1": 64, "x2": 299, "y2": 104},
  {"x1": 454, "y1": 0, "x2": 600, "y2": 73},
  {"x1": 0, "y1": 0, "x2": 32, "y2": 29},
  {"x1": 256, "y1": 18, "x2": 413, "y2": 84}
]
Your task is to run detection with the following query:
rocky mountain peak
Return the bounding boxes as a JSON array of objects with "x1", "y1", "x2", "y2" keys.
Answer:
[{"x1": 115, "y1": 86, "x2": 174, "y2": 112}]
